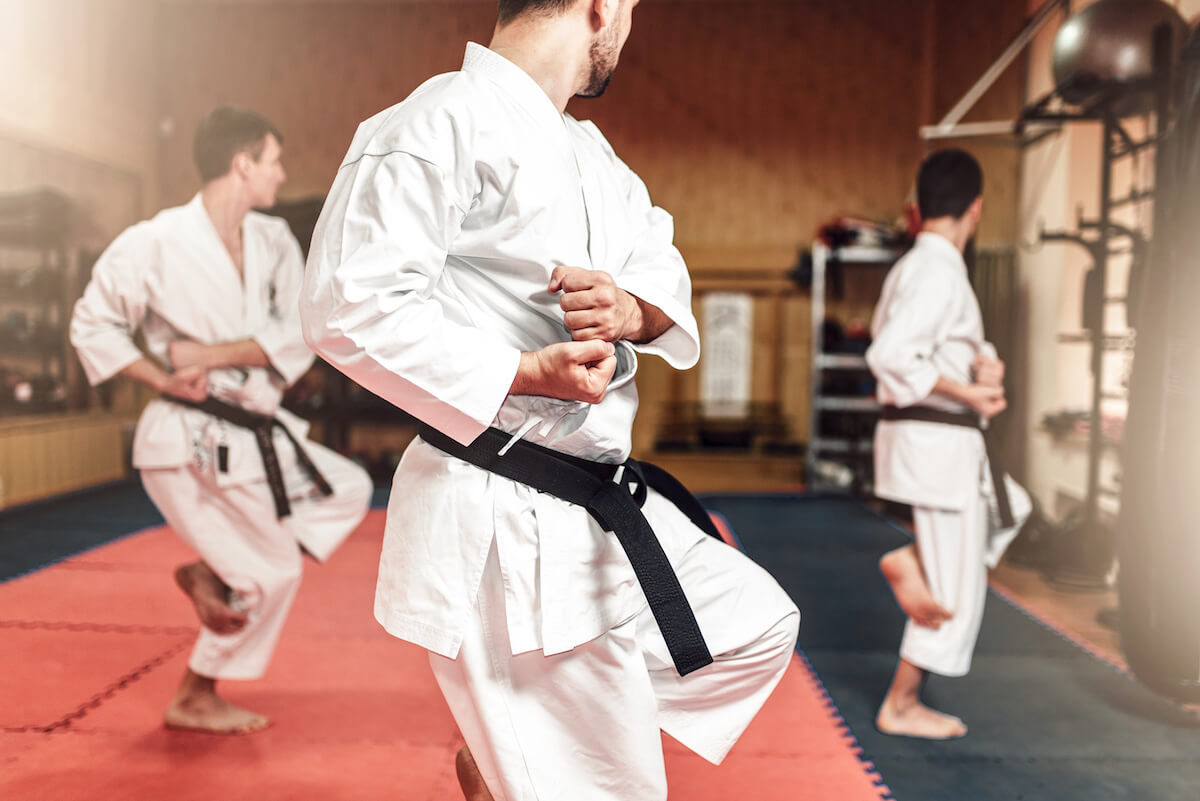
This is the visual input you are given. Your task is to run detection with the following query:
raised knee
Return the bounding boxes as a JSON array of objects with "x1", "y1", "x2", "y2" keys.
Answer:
[{"x1": 780, "y1": 604, "x2": 801, "y2": 651}]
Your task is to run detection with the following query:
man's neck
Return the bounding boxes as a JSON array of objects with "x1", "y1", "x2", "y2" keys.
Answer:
[
  {"x1": 488, "y1": 20, "x2": 591, "y2": 113},
  {"x1": 200, "y1": 179, "x2": 252, "y2": 243},
  {"x1": 920, "y1": 219, "x2": 972, "y2": 254}
]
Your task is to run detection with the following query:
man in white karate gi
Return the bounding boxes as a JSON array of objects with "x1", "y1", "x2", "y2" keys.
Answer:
[
  {"x1": 71, "y1": 107, "x2": 372, "y2": 734},
  {"x1": 867, "y1": 148, "x2": 1031, "y2": 740},
  {"x1": 301, "y1": 1, "x2": 800, "y2": 798}
]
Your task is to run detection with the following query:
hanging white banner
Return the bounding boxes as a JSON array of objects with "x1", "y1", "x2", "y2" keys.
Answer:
[{"x1": 700, "y1": 292, "x2": 753, "y2": 420}]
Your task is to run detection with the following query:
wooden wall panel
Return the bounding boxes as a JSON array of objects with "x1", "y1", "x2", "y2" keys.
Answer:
[
  {"x1": 0, "y1": 414, "x2": 129, "y2": 509},
  {"x1": 157, "y1": 2, "x2": 495, "y2": 205},
  {"x1": 156, "y1": 0, "x2": 929, "y2": 251},
  {"x1": 151, "y1": 0, "x2": 1029, "y2": 461},
  {"x1": 925, "y1": 0, "x2": 1030, "y2": 248}
]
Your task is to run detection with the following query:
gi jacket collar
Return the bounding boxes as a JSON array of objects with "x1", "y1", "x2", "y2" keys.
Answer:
[
  {"x1": 462, "y1": 42, "x2": 566, "y2": 133},
  {"x1": 915, "y1": 231, "x2": 967, "y2": 273}
]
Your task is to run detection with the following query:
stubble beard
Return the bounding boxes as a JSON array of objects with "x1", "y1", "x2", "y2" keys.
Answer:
[{"x1": 578, "y1": 33, "x2": 619, "y2": 98}]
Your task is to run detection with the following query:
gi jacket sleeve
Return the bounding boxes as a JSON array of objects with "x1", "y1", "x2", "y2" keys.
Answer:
[
  {"x1": 69, "y1": 225, "x2": 154, "y2": 386},
  {"x1": 583, "y1": 124, "x2": 699, "y2": 370},
  {"x1": 301, "y1": 148, "x2": 521, "y2": 446},
  {"x1": 865, "y1": 263, "x2": 955, "y2": 408},
  {"x1": 253, "y1": 222, "x2": 316, "y2": 386}
]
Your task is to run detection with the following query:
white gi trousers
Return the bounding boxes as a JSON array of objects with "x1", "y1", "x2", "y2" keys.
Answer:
[
  {"x1": 430, "y1": 532, "x2": 800, "y2": 801},
  {"x1": 900, "y1": 475, "x2": 1030, "y2": 677},
  {"x1": 141, "y1": 436, "x2": 372, "y2": 680}
]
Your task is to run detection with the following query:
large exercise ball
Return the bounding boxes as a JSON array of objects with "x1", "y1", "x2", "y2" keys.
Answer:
[{"x1": 1052, "y1": 0, "x2": 1187, "y2": 114}]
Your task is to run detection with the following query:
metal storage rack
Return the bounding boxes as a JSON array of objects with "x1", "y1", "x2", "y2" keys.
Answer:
[
  {"x1": 0, "y1": 188, "x2": 75, "y2": 415},
  {"x1": 806, "y1": 241, "x2": 902, "y2": 490}
]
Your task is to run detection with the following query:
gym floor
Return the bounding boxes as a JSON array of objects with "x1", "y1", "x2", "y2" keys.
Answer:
[{"x1": 4, "y1": 483, "x2": 1199, "y2": 800}]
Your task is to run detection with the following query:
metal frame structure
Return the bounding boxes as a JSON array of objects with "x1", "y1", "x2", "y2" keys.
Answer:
[
  {"x1": 806, "y1": 242, "x2": 901, "y2": 491},
  {"x1": 919, "y1": 0, "x2": 1069, "y2": 143},
  {"x1": 1019, "y1": 27, "x2": 1175, "y2": 582}
]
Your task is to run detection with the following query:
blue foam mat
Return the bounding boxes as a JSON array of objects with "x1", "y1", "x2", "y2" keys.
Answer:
[
  {"x1": 702, "y1": 493, "x2": 1200, "y2": 801},
  {"x1": 0, "y1": 480, "x2": 392, "y2": 584}
]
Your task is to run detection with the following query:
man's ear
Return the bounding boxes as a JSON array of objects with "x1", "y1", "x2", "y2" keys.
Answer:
[
  {"x1": 590, "y1": 0, "x2": 619, "y2": 32},
  {"x1": 231, "y1": 151, "x2": 253, "y2": 178},
  {"x1": 969, "y1": 195, "x2": 984, "y2": 222}
]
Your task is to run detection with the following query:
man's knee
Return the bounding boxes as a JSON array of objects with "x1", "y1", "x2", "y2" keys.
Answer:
[
  {"x1": 771, "y1": 603, "x2": 801, "y2": 659},
  {"x1": 329, "y1": 457, "x2": 373, "y2": 514},
  {"x1": 254, "y1": 552, "x2": 304, "y2": 607}
]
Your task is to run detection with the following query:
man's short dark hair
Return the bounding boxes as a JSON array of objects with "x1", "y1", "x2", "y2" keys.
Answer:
[
  {"x1": 497, "y1": 0, "x2": 576, "y2": 26},
  {"x1": 917, "y1": 148, "x2": 983, "y2": 220},
  {"x1": 193, "y1": 107, "x2": 283, "y2": 183}
]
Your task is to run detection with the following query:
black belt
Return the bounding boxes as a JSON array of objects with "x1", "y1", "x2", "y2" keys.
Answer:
[
  {"x1": 417, "y1": 424, "x2": 721, "y2": 677},
  {"x1": 169, "y1": 396, "x2": 334, "y2": 519},
  {"x1": 879, "y1": 405, "x2": 1014, "y2": 528}
]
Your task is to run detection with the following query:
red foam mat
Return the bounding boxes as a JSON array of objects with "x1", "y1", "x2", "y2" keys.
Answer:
[{"x1": 1, "y1": 509, "x2": 886, "y2": 800}]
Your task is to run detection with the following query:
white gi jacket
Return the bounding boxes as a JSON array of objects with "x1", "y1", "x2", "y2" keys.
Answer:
[
  {"x1": 303, "y1": 43, "x2": 702, "y2": 659},
  {"x1": 866, "y1": 232, "x2": 997, "y2": 511},
  {"x1": 71, "y1": 194, "x2": 316, "y2": 485}
]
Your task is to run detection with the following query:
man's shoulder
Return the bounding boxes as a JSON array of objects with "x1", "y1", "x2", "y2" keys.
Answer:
[
  {"x1": 565, "y1": 115, "x2": 609, "y2": 144},
  {"x1": 343, "y1": 71, "x2": 493, "y2": 165},
  {"x1": 111, "y1": 202, "x2": 192, "y2": 250},
  {"x1": 892, "y1": 243, "x2": 959, "y2": 283}
]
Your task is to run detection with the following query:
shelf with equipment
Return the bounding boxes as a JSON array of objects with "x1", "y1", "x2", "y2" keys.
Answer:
[
  {"x1": 806, "y1": 241, "x2": 903, "y2": 492},
  {"x1": 0, "y1": 188, "x2": 79, "y2": 417}
]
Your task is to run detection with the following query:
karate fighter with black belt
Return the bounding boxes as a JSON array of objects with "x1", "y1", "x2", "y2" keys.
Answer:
[
  {"x1": 301, "y1": 1, "x2": 800, "y2": 798},
  {"x1": 71, "y1": 108, "x2": 372, "y2": 734},
  {"x1": 867, "y1": 149, "x2": 1032, "y2": 740}
]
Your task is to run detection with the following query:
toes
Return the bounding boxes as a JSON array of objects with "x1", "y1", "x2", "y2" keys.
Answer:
[{"x1": 237, "y1": 716, "x2": 270, "y2": 734}]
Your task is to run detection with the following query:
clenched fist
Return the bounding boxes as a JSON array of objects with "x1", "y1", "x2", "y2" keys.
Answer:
[
  {"x1": 161, "y1": 365, "x2": 209, "y2": 403},
  {"x1": 549, "y1": 266, "x2": 638, "y2": 343},
  {"x1": 510, "y1": 340, "x2": 617, "y2": 404},
  {"x1": 971, "y1": 354, "x2": 1005, "y2": 388},
  {"x1": 962, "y1": 383, "x2": 1006, "y2": 420}
]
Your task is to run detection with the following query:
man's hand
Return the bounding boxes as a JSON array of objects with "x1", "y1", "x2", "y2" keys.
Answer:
[
  {"x1": 971, "y1": 354, "x2": 1005, "y2": 388},
  {"x1": 510, "y1": 340, "x2": 616, "y2": 404},
  {"x1": 161, "y1": 365, "x2": 209, "y2": 403},
  {"x1": 961, "y1": 383, "x2": 1007, "y2": 420},
  {"x1": 169, "y1": 339, "x2": 213, "y2": 370},
  {"x1": 549, "y1": 266, "x2": 639, "y2": 343}
]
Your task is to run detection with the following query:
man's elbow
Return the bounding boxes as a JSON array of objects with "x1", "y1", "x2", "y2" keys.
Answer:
[{"x1": 298, "y1": 297, "x2": 335, "y2": 362}]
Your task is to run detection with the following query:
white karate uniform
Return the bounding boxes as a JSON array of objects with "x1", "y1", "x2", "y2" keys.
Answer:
[
  {"x1": 70, "y1": 195, "x2": 372, "y2": 680},
  {"x1": 303, "y1": 43, "x2": 799, "y2": 799},
  {"x1": 867, "y1": 231, "x2": 1031, "y2": 677}
]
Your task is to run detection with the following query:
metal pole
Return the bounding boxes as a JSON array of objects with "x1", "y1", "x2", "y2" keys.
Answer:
[
  {"x1": 926, "y1": 0, "x2": 1068, "y2": 137},
  {"x1": 1085, "y1": 116, "x2": 1114, "y2": 530},
  {"x1": 807, "y1": 243, "x2": 827, "y2": 487}
]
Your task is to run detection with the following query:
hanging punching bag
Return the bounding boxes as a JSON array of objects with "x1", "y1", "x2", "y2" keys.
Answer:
[{"x1": 1118, "y1": 28, "x2": 1200, "y2": 703}]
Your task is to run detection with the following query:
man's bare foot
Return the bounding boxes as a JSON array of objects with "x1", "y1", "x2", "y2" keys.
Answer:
[
  {"x1": 876, "y1": 696, "x2": 967, "y2": 740},
  {"x1": 164, "y1": 670, "x2": 269, "y2": 735},
  {"x1": 456, "y1": 746, "x2": 495, "y2": 801},
  {"x1": 174, "y1": 562, "x2": 247, "y2": 634},
  {"x1": 880, "y1": 546, "x2": 954, "y2": 629}
]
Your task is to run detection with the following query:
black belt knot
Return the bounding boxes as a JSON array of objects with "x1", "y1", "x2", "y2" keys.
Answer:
[
  {"x1": 167, "y1": 395, "x2": 333, "y2": 519},
  {"x1": 417, "y1": 424, "x2": 721, "y2": 677}
]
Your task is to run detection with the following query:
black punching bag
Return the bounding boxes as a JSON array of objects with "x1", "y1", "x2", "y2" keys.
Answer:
[{"x1": 1117, "y1": 29, "x2": 1200, "y2": 702}]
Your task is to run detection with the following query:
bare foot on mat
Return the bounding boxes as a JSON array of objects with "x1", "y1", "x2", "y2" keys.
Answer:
[
  {"x1": 876, "y1": 697, "x2": 967, "y2": 740},
  {"x1": 164, "y1": 673, "x2": 270, "y2": 735}
]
